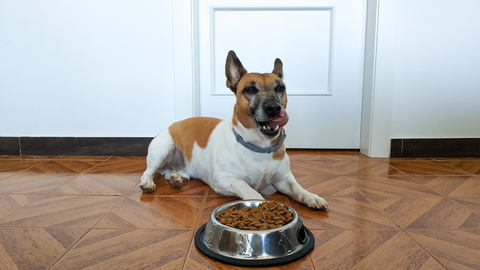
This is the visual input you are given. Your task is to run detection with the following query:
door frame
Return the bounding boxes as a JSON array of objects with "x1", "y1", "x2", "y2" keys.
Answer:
[{"x1": 172, "y1": 0, "x2": 397, "y2": 157}]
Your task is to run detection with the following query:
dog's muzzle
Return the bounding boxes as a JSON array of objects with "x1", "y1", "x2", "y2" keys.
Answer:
[{"x1": 258, "y1": 102, "x2": 289, "y2": 136}]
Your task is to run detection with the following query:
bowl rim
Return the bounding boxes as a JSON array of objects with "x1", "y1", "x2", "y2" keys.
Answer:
[{"x1": 209, "y1": 199, "x2": 299, "y2": 233}]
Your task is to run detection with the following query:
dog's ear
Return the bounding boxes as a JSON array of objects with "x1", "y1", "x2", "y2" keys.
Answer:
[
  {"x1": 225, "y1": 51, "x2": 247, "y2": 94},
  {"x1": 272, "y1": 58, "x2": 283, "y2": 79}
]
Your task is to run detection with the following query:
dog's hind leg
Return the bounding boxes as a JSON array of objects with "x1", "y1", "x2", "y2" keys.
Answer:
[
  {"x1": 164, "y1": 169, "x2": 190, "y2": 188},
  {"x1": 140, "y1": 129, "x2": 176, "y2": 193}
]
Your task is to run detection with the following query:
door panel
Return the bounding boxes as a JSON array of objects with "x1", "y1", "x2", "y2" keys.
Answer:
[{"x1": 197, "y1": 0, "x2": 366, "y2": 148}]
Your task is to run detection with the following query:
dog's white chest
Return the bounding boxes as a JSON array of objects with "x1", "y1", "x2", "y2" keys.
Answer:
[
  {"x1": 184, "y1": 121, "x2": 286, "y2": 192},
  {"x1": 237, "y1": 159, "x2": 280, "y2": 189}
]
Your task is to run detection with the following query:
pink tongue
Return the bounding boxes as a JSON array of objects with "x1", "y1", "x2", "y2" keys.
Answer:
[{"x1": 267, "y1": 106, "x2": 289, "y2": 128}]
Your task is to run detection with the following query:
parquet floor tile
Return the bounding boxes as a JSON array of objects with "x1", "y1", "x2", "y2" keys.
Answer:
[
  {"x1": 49, "y1": 174, "x2": 139, "y2": 195},
  {"x1": 287, "y1": 197, "x2": 398, "y2": 230},
  {"x1": 87, "y1": 157, "x2": 146, "y2": 175},
  {"x1": 0, "y1": 152, "x2": 479, "y2": 269},
  {"x1": 412, "y1": 175, "x2": 480, "y2": 196},
  {"x1": 53, "y1": 156, "x2": 111, "y2": 161},
  {"x1": 406, "y1": 230, "x2": 480, "y2": 270},
  {"x1": 51, "y1": 229, "x2": 192, "y2": 270},
  {"x1": 437, "y1": 160, "x2": 480, "y2": 175},
  {"x1": 370, "y1": 196, "x2": 480, "y2": 229},
  {"x1": 0, "y1": 195, "x2": 121, "y2": 227},
  {"x1": 287, "y1": 150, "x2": 327, "y2": 161},
  {"x1": 0, "y1": 173, "x2": 77, "y2": 194},
  {"x1": 0, "y1": 194, "x2": 41, "y2": 219},
  {"x1": 310, "y1": 230, "x2": 446, "y2": 270},
  {"x1": 24, "y1": 160, "x2": 102, "y2": 174},
  {"x1": 290, "y1": 160, "x2": 340, "y2": 177},
  {"x1": 95, "y1": 196, "x2": 203, "y2": 229},
  {"x1": 0, "y1": 172, "x2": 13, "y2": 180},
  {"x1": 345, "y1": 175, "x2": 441, "y2": 197},
  {"x1": 389, "y1": 160, "x2": 468, "y2": 175},
  {"x1": 328, "y1": 159, "x2": 405, "y2": 176},
  {"x1": 0, "y1": 227, "x2": 88, "y2": 270},
  {"x1": 450, "y1": 197, "x2": 480, "y2": 214},
  {"x1": 321, "y1": 152, "x2": 371, "y2": 161},
  {"x1": 294, "y1": 175, "x2": 363, "y2": 197},
  {"x1": 0, "y1": 159, "x2": 48, "y2": 173}
]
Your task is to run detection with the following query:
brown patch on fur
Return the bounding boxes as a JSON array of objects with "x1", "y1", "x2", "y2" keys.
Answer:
[
  {"x1": 272, "y1": 143, "x2": 285, "y2": 160},
  {"x1": 233, "y1": 97, "x2": 254, "y2": 129},
  {"x1": 282, "y1": 91, "x2": 288, "y2": 109},
  {"x1": 232, "y1": 114, "x2": 238, "y2": 126},
  {"x1": 270, "y1": 128, "x2": 285, "y2": 147},
  {"x1": 169, "y1": 117, "x2": 222, "y2": 163}
]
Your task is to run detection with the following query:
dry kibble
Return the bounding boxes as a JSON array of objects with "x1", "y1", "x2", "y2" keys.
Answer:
[{"x1": 215, "y1": 201, "x2": 294, "y2": 230}]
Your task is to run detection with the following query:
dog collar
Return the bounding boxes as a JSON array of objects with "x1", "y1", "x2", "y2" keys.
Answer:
[{"x1": 232, "y1": 128, "x2": 286, "y2": 154}]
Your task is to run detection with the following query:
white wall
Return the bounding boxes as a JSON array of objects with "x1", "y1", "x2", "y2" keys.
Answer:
[
  {"x1": 1, "y1": 0, "x2": 479, "y2": 143},
  {"x1": 0, "y1": 0, "x2": 175, "y2": 137},
  {"x1": 391, "y1": 0, "x2": 480, "y2": 139}
]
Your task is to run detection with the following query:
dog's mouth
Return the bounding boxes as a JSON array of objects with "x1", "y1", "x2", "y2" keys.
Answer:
[{"x1": 257, "y1": 106, "x2": 289, "y2": 137}]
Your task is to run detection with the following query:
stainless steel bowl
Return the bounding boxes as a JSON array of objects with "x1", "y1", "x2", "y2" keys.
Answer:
[{"x1": 194, "y1": 200, "x2": 314, "y2": 267}]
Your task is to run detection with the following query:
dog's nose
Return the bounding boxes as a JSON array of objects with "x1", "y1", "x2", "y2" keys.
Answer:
[{"x1": 264, "y1": 101, "x2": 281, "y2": 118}]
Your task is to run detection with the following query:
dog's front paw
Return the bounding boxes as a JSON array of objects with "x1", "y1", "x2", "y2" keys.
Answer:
[
  {"x1": 140, "y1": 182, "x2": 156, "y2": 193},
  {"x1": 303, "y1": 194, "x2": 329, "y2": 211}
]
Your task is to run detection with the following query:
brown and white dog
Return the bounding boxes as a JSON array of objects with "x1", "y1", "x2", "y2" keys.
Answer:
[{"x1": 140, "y1": 51, "x2": 328, "y2": 210}]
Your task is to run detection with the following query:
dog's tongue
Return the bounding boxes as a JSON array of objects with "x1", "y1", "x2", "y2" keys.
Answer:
[{"x1": 267, "y1": 106, "x2": 289, "y2": 128}]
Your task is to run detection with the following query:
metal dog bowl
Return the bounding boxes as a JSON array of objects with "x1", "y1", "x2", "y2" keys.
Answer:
[{"x1": 194, "y1": 200, "x2": 314, "y2": 267}]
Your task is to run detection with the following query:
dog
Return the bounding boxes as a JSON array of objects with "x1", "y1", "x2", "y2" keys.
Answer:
[{"x1": 140, "y1": 51, "x2": 328, "y2": 210}]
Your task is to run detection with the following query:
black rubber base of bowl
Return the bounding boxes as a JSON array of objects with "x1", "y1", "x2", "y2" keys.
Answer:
[{"x1": 194, "y1": 223, "x2": 315, "y2": 267}]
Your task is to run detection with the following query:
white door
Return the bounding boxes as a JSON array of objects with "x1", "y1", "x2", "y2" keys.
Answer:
[{"x1": 196, "y1": 0, "x2": 366, "y2": 148}]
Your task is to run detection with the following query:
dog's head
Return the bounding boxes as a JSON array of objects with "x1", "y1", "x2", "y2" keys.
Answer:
[{"x1": 226, "y1": 51, "x2": 289, "y2": 140}]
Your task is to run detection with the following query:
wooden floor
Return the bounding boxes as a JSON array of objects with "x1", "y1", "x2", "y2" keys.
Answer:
[{"x1": 1, "y1": 151, "x2": 480, "y2": 270}]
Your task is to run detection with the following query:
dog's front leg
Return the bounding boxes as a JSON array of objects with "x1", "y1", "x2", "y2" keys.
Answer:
[
  {"x1": 273, "y1": 172, "x2": 328, "y2": 210},
  {"x1": 214, "y1": 175, "x2": 265, "y2": 200}
]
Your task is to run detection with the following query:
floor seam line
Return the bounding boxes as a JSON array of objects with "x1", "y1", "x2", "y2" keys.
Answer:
[
  {"x1": 47, "y1": 228, "x2": 92, "y2": 270},
  {"x1": 181, "y1": 193, "x2": 208, "y2": 270},
  {"x1": 400, "y1": 230, "x2": 449, "y2": 270}
]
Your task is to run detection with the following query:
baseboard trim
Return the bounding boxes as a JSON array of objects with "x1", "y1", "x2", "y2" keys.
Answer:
[
  {"x1": 3, "y1": 137, "x2": 478, "y2": 157},
  {"x1": 0, "y1": 137, "x2": 153, "y2": 156},
  {"x1": 391, "y1": 138, "x2": 480, "y2": 158}
]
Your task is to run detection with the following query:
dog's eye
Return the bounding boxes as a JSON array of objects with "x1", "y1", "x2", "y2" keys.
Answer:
[
  {"x1": 244, "y1": 86, "x2": 258, "y2": 95},
  {"x1": 274, "y1": 85, "x2": 285, "y2": 92}
]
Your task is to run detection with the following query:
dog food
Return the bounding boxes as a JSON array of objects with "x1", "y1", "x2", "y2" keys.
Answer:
[{"x1": 215, "y1": 201, "x2": 294, "y2": 230}]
